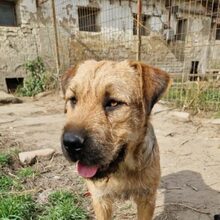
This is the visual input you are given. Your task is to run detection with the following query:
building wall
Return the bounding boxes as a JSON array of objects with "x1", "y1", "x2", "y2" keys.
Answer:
[
  {"x1": 47, "y1": 0, "x2": 176, "y2": 72},
  {"x1": 0, "y1": 0, "x2": 40, "y2": 91},
  {"x1": 0, "y1": 0, "x2": 219, "y2": 91},
  {"x1": 32, "y1": 0, "x2": 220, "y2": 74}
]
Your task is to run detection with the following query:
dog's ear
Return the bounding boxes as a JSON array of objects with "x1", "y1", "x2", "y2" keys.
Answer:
[
  {"x1": 61, "y1": 65, "x2": 78, "y2": 94},
  {"x1": 129, "y1": 61, "x2": 171, "y2": 115}
]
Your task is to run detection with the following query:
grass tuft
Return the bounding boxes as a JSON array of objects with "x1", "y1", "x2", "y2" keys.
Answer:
[
  {"x1": 213, "y1": 111, "x2": 220, "y2": 119},
  {"x1": 17, "y1": 167, "x2": 35, "y2": 179},
  {"x1": 0, "y1": 194, "x2": 36, "y2": 219},
  {"x1": 0, "y1": 173, "x2": 14, "y2": 192},
  {"x1": 0, "y1": 153, "x2": 88, "y2": 220},
  {"x1": 165, "y1": 82, "x2": 220, "y2": 112},
  {"x1": 0, "y1": 172, "x2": 22, "y2": 192},
  {"x1": 39, "y1": 191, "x2": 88, "y2": 220},
  {"x1": 0, "y1": 153, "x2": 11, "y2": 167}
]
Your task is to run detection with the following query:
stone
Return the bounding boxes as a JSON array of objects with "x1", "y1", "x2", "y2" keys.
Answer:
[
  {"x1": 34, "y1": 91, "x2": 53, "y2": 99},
  {"x1": 37, "y1": 189, "x2": 53, "y2": 204},
  {"x1": 209, "y1": 119, "x2": 220, "y2": 125},
  {"x1": 0, "y1": 90, "x2": 22, "y2": 105},
  {"x1": 19, "y1": 148, "x2": 55, "y2": 165},
  {"x1": 170, "y1": 111, "x2": 190, "y2": 122},
  {"x1": 53, "y1": 176, "x2": 61, "y2": 180}
]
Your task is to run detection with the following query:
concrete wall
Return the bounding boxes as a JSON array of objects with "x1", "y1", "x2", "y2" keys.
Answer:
[
  {"x1": 47, "y1": 0, "x2": 177, "y2": 72},
  {"x1": 52, "y1": 0, "x2": 217, "y2": 75},
  {"x1": 0, "y1": 0, "x2": 40, "y2": 91},
  {"x1": 37, "y1": 0, "x2": 220, "y2": 75}
]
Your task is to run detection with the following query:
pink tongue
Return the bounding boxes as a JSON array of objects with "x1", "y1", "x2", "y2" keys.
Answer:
[{"x1": 76, "y1": 161, "x2": 98, "y2": 178}]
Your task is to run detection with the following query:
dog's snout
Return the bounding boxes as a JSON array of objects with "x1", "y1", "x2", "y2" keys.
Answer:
[{"x1": 63, "y1": 132, "x2": 84, "y2": 152}]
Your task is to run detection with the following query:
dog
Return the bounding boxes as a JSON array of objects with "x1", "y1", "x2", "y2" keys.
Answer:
[{"x1": 61, "y1": 60, "x2": 170, "y2": 220}]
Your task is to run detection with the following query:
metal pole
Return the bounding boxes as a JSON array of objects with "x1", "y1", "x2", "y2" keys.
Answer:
[
  {"x1": 51, "y1": 0, "x2": 60, "y2": 75},
  {"x1": 136, "y1": 0, "x2": 142, "y2": 61},
  {"x1": 168, "y1": 0, "x2": 172, "y2": 28}
]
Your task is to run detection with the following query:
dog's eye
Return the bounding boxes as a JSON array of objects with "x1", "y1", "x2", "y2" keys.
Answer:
[
  {"x1": 104, "y1": 99, "x2": 124, "y2": 111},
  {"x1": 107, "y1": 100, "x2": 118, "y2": 107},
  {"x1": 70, "y1": 96, "x2": 77, "y2": 105}
]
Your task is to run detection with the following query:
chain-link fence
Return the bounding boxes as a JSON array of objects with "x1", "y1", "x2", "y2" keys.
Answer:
[{"x1": 39, "y1": 0, "x2": 220, "y2": 112}]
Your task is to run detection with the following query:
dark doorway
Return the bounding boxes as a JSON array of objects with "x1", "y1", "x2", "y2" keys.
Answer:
[
  {"x1": 189, "y1": 61, "x2": 199, "y2": 81},
  {"x1": 5, "y1": 78, "x2": 24, "y2": 93}
]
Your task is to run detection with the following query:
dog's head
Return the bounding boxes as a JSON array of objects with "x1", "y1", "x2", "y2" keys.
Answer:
[{"x1": 61, "y1": 60, "x2": 170, "y2": 180}]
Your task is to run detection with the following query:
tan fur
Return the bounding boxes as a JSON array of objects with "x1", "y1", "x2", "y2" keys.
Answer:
[{"x1": 61, "y1": 60, "x2": 170, "y2": 220}]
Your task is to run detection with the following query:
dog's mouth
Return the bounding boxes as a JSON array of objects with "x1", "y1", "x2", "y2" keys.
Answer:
[
  {"x1": 76, "y1": 145, "x2": 127, "y2": 180},
  {"x1": 76, "y1": 162, "x2": 98, "y2": 178}
]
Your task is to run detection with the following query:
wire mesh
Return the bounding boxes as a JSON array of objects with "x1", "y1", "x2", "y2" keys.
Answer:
[{"x1": 47, "y1": 0, "x2": 220, "y2": 112}]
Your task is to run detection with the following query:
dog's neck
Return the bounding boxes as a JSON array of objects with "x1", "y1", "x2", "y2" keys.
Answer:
[
  {"x1": 143, "y1": 122, "x2": 157, "y2": 158},
  {"x1": 86, "y1": 123, "x2": 158, "y2": 200},
  {"x1": 122, "y1": 122, "x2": 157, "y2": 172}
]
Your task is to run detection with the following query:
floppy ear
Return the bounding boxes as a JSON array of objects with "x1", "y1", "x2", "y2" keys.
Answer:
[
  {"x1": 129, "y1": 61, "x2": 171, "y2": 115},
  {"x1": 61, "y1": 65, "x2": 78, "y2": 94}
]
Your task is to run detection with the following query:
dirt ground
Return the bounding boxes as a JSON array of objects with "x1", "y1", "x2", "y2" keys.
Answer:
[{"x1": 0, "y1": 94, "x2": 219, "y2": 220}]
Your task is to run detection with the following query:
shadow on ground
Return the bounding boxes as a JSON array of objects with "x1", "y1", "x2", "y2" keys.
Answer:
[{"x1": 155, "y1": 170, "x2": 220, "y2": 220}]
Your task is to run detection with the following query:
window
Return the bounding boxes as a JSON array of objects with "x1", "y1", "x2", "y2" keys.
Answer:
[
  {"x1": 133, "y1": 14, "x2": 150, "y2": 36},
  {"x1": 216, "y1": 24, "x2": 220, "y2": 40},
  {"x1": 176, "y1": 19, "x2": 187, "y2": 41},
  {"x1": 0, "y1": 1, "x2": 17, "y2": 26},
  {"x1": 78, "y1": 7, "x2": 100, "y2": 32},
  {"x1": 36, "y1": 0, "x2": 48, "y2": 7},
  {"x1": 165, "y1": 0, "x2": 172, "y2": 8}
]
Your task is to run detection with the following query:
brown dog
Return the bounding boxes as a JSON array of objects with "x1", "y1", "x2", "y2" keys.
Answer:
[{"x1": 61, "y1": 60, "x2": 170, "y2": 220}]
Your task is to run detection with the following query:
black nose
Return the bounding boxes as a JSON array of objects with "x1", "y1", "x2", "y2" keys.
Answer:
[
  {"x1": 214, "y1": 215, "x2": 220, "y2": 220},
  {"x1": 63, "y1": 132, "x2": 84, "y2": 152}
]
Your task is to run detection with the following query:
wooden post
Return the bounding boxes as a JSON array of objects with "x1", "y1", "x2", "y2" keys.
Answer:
[
  {"x1": 51, "y1": 0, "x2": 60, "y2": 75},
  {"x1": 136, "y1": 0, "x2": 142, "y2": 61}
]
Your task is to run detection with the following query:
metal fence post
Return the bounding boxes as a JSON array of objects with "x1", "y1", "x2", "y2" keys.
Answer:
[
  {"x1": 136, "y1": 0, "x2": 142, "y2": 61},
  {"x1": 51, "y1": 0, "x2": 60, "y2": 76}
]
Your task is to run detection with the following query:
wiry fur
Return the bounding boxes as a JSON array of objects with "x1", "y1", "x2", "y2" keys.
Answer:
[{"x1": 61, "y1": 60, "x2": 170, "y2": 220}]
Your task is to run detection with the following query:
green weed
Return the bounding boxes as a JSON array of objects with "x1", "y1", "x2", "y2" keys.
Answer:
[
  {"x1": 17, "y1": 167, "x2": 35, "y2": 179},
  {"x1": 38, "y1": 191, "x2": 88, "y2": 220},
  {"x1": 16, "y1": 57, "x2": 57, "y2": 97},
  {"x1": 165, "y1": 82, "x2": 220, "y2": 112},
  {"x1": 0, "y1": 153, "x2": 88, "y2": 220},
  {"x1": 213, "y1": 111, "x2": 220, "y2": 118},
  {"x1": 0, "y1": 154, "x2": 11, "y2": 167},
  {"x1": 0, "y1": 194, "x2": 36, "y2": 220},
  {"x1": 0, "y1": 173, "x2": 14, "y2": 192}
]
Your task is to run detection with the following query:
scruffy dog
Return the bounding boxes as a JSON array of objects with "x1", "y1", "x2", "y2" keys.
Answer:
[{"x1": 61, "y1": 60, "x2": 170, "y2": 220}]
